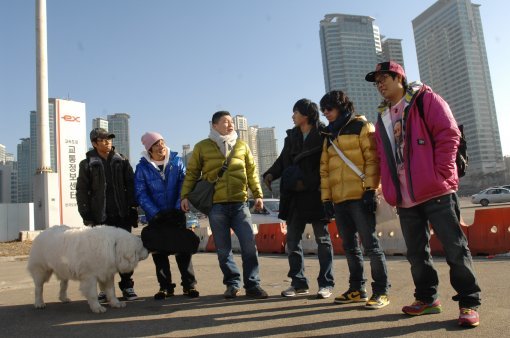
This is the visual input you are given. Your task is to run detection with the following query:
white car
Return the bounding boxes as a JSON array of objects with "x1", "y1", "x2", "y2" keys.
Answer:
[
  {"x1": 471, "y1": 187, "x2": 510, "y2": 206},
  {"x1": 248, "y1": 198, "x2": 282, "y2": 224}
]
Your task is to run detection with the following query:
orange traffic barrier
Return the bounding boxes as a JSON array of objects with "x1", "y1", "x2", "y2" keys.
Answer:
[
  {"x1": 256, "y1": 222, "x2": 287, "y2": 253},
  {"x1": 328, "y1": 220, "x2": 345, "y2": 255},
  {"x1": 205, "y1": 235, "x2": 217, "y2": 252},
  {"x1": 467, "y1": 207, "x2": 510, "y2": 256}
]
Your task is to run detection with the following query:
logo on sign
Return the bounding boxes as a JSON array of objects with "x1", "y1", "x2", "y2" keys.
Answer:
[{"x1": 62, "y1": 115, "x2": 80, "y2": 122}]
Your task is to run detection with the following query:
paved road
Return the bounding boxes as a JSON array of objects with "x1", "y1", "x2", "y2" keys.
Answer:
[
  {"x1": 1, "y1": 199, "x2": 508, "y2": 337},
  {"x1": 1, "y1": 252, "x2": 509, "y2": 337}
]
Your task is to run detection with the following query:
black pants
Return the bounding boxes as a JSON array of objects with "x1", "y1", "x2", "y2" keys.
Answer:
[
  {"x1": 152, "y1": 252, "x2": 197, "y2": 290},
  {"x1": 105, "y1": 216, "x2": 135, "y2": 291}
]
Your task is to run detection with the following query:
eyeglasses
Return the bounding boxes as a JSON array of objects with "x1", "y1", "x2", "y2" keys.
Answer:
[{"x1": 373, "y1": 74, "x2": 390, "y2": 87}]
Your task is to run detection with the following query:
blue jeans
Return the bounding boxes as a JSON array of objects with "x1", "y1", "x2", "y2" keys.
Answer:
[
  {"x1": 398, "y1": 193, "x2": 481, "y2": 309},
  {"x1": 286, "y1": 213, "x2": 334, "y2": 289},
  {"x1": 208, "y1": 202, "x2": 261, "y2": 290},
  {"x1": 334, "y1": 199, "x2": 390, "y2": 295}
]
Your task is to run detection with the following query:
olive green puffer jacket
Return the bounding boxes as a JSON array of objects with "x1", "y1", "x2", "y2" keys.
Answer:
[{"x1": 181, "y1": 138, "x2": 263, "y2": 203}]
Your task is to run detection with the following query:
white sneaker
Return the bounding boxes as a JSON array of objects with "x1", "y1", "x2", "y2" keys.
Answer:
[
  {"x1": 281, "y1": 286, "x2": 309, "y2": 297},
  {"x1": 98, "y1": 291, "x2": 107, "y2": 303},
  {"x1": 317, "y1": 287, "x2": 333, "y2": 299}
]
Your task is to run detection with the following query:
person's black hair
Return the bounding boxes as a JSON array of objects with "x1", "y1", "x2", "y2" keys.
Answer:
[
  {"x1": 387, "y1": 72, "x2": 408, "y2": 90},
  {"x1": 319, "y1": 91, "x2": 355, "y2": 114},
  {"x1": 212, "y1": 111, "x2": 231, "y2": 124},
  {"x1": 293, "y1": 98, "x2": 319, "y2": 125}
]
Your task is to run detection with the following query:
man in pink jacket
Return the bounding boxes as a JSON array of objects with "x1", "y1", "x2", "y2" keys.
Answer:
[{"x1": 366, "y1": 61, "x2": 481, "y2": 327}]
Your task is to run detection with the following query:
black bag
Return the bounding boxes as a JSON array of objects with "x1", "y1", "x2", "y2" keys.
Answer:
[
  {"x1": 141, "y1": 209, "x2": 199, "y2": 254},
  {"x1": 187, "y1": 180, "x2": 215, "y2": 215},
  {"x1": 141, "y1": 226, "x2": 199, "y2": 254},
  {"x1": 416, "y1": 93, "x2": 468, "y2": 178},
  {"x1": 187, "y1": 147, "x2": 236, "y2": 215}
]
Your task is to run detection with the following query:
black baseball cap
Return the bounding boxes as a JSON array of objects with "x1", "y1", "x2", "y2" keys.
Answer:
[{"x1": 90, "y1": 128, "x2": 115, "y2": 142}]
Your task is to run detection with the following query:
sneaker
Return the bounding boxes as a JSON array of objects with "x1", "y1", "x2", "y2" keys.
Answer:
[
  {"x1": 365, "y1": 294, "x2": 390, "y2": 309},
  {"x1": 98, "y1": 291, "x2": 107, "y2": 303},
  {"x1": 402, "y1": 299, "x2": 442, "y2": 316},
  {"x1": 183, "y1": 287, "x2": 200, "y2": 298},
  {"x1": 334, "y1": 289, "x2": 368, "y2": 304},
  {"x1": 458, "y1": 308, "x2": 479, "y2": 327},
  {"x1": 246, "y1": 286, "x2": 268, "y2": 299},
  {"x1": 317, "y1": 287, "x2": 333, "y2": 299},
  {"x1": 224, "y1": 285, "x2": 241, "y2": 299},
  {"x1": 154, "y1": 288, "x2": 174, "y2": 300},
  {"x1": 281, "y1": 286, "x2": 310, "y2": 297},
  {"x1": 122, "y1": 287, "x2": 138, "y2": 301}
]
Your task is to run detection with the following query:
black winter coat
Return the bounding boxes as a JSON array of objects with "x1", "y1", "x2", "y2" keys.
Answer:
[
  {"x1": 76, "y1": 148, "x2": 136, "y2": 226},
  {"x1": 263, "y1": 124, "x2": 326, "y2": 222}
]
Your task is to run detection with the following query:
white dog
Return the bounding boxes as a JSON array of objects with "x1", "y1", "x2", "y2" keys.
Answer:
[{"x1": 27, "y1": 225, "x2": 149, "y2": 313}]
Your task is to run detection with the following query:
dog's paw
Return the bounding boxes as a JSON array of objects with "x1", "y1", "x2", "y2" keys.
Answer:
[
  {"x1": 59, "y1": 296, "x2": 71, "y2": 303},
  {"x1": 89, "y1": 304, "x2": 107, "y2": 313},
  {"x1": 34, "y1": 301, "x2": 46, "y2": 309},
  {"x1": 110, "y1": 300, "x2": 126, "y2": 308}
]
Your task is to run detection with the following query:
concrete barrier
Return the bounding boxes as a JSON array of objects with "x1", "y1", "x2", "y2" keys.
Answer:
[{"x1": 0, "y1": 203, "x2": 35, "y2": 242}]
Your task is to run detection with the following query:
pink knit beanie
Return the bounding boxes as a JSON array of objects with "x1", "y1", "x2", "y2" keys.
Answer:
[{"x1": 141, "y1": 132, "x2": 164, "y2": 151}]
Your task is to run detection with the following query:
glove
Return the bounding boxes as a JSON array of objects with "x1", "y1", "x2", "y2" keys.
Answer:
[
  {"x1": 263, "y1": 173, "x2": 273, "y2": 191},
  {"x1": 322, "y1": 201, "x2": 335, "y2": 222},
  {"x1": 362, "y1": 189, "x2": 378, "y2": 214}
]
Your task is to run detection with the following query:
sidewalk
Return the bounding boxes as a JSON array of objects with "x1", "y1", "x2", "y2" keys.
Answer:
[{"x1": 1, "y1": 252, "x2": 508, "y2": 337}]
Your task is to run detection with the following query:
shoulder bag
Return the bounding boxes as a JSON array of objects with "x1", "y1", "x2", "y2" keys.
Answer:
[{"x1": 188, "y1": 148, "x2": 235, "y2": 215}]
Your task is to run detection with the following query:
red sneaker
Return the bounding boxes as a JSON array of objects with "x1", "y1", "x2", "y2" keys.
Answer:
[
  {"x1": 402, "y1": 299, "x2": 442, "y2": 315},
  {"x1": 458, "y1": 308, "x2": 479, "y2": 327}
]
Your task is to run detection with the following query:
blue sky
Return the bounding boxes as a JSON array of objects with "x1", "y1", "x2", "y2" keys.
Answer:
[{"x1": 1, "y1": 0, "x2": 509, "y2": 161}]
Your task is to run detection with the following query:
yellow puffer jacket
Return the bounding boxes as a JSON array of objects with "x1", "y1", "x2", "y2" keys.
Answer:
[
  {"x1": 320, "y1": 115, "x2": 380, "y2": 204},
  {"x1": 181, "y1": 138, "x2": 263, "y2": 203}
]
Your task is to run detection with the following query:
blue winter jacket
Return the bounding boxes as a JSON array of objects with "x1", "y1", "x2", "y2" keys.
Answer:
[{"x1": 134, "y1": 150, "x2": 186, "y2": 221}]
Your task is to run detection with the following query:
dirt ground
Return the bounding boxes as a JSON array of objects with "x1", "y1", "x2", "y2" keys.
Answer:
[{"x1": 0, "y1": 240, "x2": 32, "y2": 257}]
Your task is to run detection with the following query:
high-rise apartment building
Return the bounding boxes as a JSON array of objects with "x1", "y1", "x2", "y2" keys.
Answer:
[
  {"x1": 92, "y1": 117, "x2": 108, "y2": 130},
  {"x1": 382, "y1": 38, "x2": 405, "y2": 69},
  {"x1": 257, "y1": 127, "x2": 279, "y2": 197},
  {"x1": 182, "y1": 144, "x2": 191, "y2": 165},
  {"x1": 107, "y1": 113, "x2": 131, "y2": 159},
  {"x1": 0, "y1": 144, "x2": 5, "y2": 164},
  {"x1": 248, "y1": 126, "x2": 260, "y2": 177},
  {"x1": 233, "y1": 115, "x2": 249, "y2": 144},
  {"x1": 413, "y1": 0, "x2": 504, "y2": 179},
  {"x1": 320, "y1": 14, "x2": 383, "y2": 122},
  {"x1": 17, "y1": 138, "x2": 31, "y2": 203}
]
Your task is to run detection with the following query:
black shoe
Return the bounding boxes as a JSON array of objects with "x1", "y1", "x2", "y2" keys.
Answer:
[
  {"x1": 183, "y1": 288, "x2": 200, "y2": 298},
  {"x1": 122, "y1": 288, "x2": 138, "y2": 301},
  {"x1": 154, "y1": 288, "x2": 175, "y2": 300},
  {"x1": 246, "y1": 286, "x2": 268, "y2": 299}
]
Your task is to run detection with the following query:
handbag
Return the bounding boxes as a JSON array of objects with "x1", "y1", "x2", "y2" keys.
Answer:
[
  {"x1": 328, "y1": 138, "x2": 397, "y2": 224},
  {"x1": 187, "y1": 147, "x2": 235, "y2": 215}
]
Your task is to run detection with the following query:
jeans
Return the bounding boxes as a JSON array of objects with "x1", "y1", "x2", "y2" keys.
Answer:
[
  {"x1": 286, "y1": 213, "x2": 334, "y2": 289},
  {"x1": 152, "y1": 252, "x2": 197, "y2": 290},
  {"x1": 398, "y1": 193, "x2": 481, "y2": 309},
  {"x1": 334, "y1": 199, "x2": 390, "y2": 295},
  {"x1": 208, "y1": 202, "x2": 261, "y2": 290}
]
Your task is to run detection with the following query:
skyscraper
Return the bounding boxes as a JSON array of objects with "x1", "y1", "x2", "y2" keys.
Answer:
[
  {"x1": 17, "y1": 138, "x2": 31, "y2": 203},
  {"x1": 107, "y1": 113, "x2": 131, "y2": 159},
  {"x1": 413, "y1": 0, "x2": 504, "y2": 180},
  {"x1": 319, "y1": 14, "x2": 383, "y2": 121},
  {"x1": 182, "y1": 144, "x2": 191, "y2": 165},
  {"x1": 92, "y1": 117, "x2": 108, "y2": 130},
  {"x1": 257, "y1": 127, "x2": 279, "y2": 197},
  {"x1": 248, "y1": 126, "x2": 260, "y2": 177},
  {"x1": 233, "y1": 115, "x2": 249, "y2": 143},
  {"x1": 0, "y1": 144, "x2": 5, "y2": 164},
  {"x1": 382, "y1": 38, "x2": 405, "y2": 69}
]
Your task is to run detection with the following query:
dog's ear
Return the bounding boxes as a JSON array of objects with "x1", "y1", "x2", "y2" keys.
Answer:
[{"x1": 115, "y1": 236, "x2": 138, "y2": 273}]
